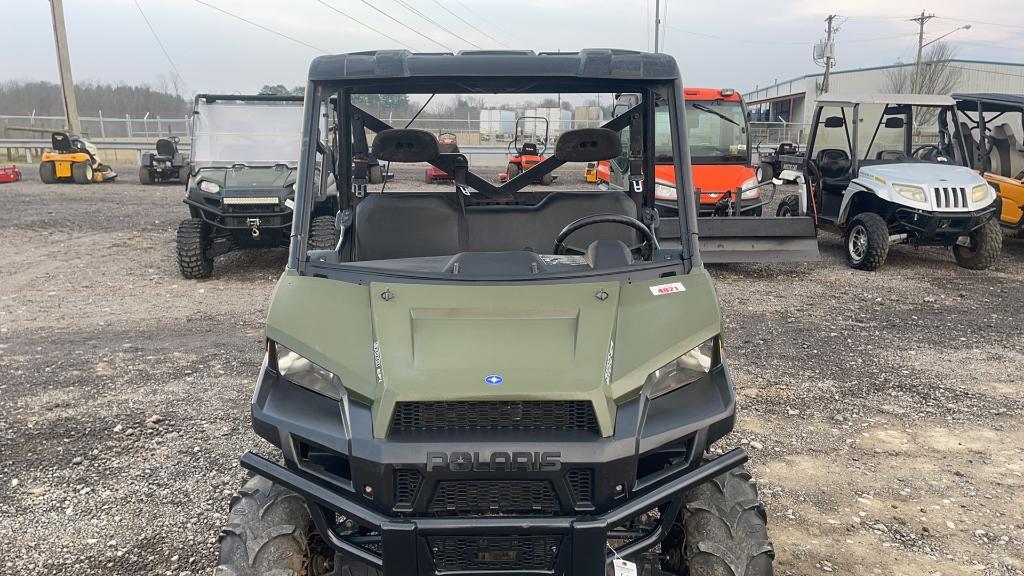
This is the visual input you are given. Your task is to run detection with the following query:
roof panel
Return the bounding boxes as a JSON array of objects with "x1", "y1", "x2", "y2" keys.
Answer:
[
  {"x1": 815, "y1": 93, "x2": 956, "y2": 107},
  {"x1": 306, "y1": 49, "x2": 680, "y2": 82}
]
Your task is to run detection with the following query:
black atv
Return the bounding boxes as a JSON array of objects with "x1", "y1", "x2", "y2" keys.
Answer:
[{"x1": 139, "y1": 136, "x2": 188, "y2": 184}]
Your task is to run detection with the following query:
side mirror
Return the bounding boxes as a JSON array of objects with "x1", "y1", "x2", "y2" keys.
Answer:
[
  {"x1": 884, "y1": 117, "x2": 905, "y2": 129},
  {"x1": 823, "y1": 116, "x2": 845, "y2": 128},
  {"x1": 554, "y1": 128, "x2": 622, "y2": 162},
  {"x1": 371, "y1": 129, "x2": 439, "y2": 163}
]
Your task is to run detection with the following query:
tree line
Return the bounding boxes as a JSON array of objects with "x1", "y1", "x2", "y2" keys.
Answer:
[{"x1": 0, "y1": 80, "x2": 189, "y2": 117}]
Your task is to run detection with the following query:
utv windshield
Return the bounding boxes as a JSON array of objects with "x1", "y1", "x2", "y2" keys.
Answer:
[
  {"x1": 297, "y1": 83, "x2": 689, "y2": 281},
  {"x1": 190, "y1": 98, "x2": 304, "y2": 167},
  {"x1": 654, "y1": 101, "x2": 746, "y2": 164}
]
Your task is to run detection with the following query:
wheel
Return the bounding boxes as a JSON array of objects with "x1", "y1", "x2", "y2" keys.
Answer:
[
  {"x1": 757, "y1": 162, "x2": 774, "y2": 183},
  {"x1": 179, "y1": 165, "x2": 189, "y2": 182},
  {"x1": 176, "y1": 218, "x2": 214, "y2": 279},
  {"x1": 953, "y1": 217, "x2": 1002, "y2": 270},
  {"x1": 139, "y1": 166, "x2": 154, "y2": 185},
  {"x1": 662, "y1": 464, "x2": 774, "y2": 576},
  {"x1": 216, "y1": 475, "x2": 379, "y2": 576},
  {"x1": 72, "y1": 161, "x2": 93, "y2": 184},
  {"x1": 367, "y1": 165, "x2": 383, "y2": 185},
  {"x1": 506, "y1": 163, "x2": 520, "y2": 179},
  {"x1": 844, "y1": 212, "x2": 889, "y2": 271},
  {"x1": 39, "y1": 161, "x2": 57, "y2": 184},
  {"x1": 775, "y1": 194, "x2": 799, "y2": 217},
  {"x1": 309, "y1": 214, "x2": 339, "y2": 251},
  {"x1": 540, "y1": 173, "x2": 554, "y2": 186}
]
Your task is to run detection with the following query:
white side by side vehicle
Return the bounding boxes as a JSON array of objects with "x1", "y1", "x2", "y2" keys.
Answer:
[{"x1": 775, "y1": 94, "x2": 1002, "y2": 270}]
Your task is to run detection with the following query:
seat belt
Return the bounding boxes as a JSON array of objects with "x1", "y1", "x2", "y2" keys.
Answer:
[{"x1": 628, "y1": 111, "x2": 645, "y2": 214}]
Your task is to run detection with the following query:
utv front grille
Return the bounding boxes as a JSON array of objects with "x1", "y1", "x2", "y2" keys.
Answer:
[
  {"x1": 428, "y1": 535, "x2": 561, "y2": 571},
  {"x1": 428, "y1": 480, "x2": 559, "y2": 515},
  {"x1": 394, "y1": 469, "x2": 422, "y2": 508},
  {"x1": 389, "y1": 401, "x2": 598, "y2": 434},
  {"x1": 566, "y1": 469, "x2": 594, "y2": 507},
  {"x1": 932, "y1": 186, "x2": 968, "y2": 209}
]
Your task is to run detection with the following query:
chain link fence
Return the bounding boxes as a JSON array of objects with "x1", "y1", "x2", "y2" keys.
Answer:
[{"x1": 1, "y1": 114, "x2": 189, "y2": 139}]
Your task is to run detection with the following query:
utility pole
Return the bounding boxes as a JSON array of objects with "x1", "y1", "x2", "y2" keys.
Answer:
[
  {"x1": 911, "y1": 10, "x2": 936, "y2": 94},
  {"x1": 821, "y1": 14, "x2": 837, "y2": 93},
  {"x1": 653, "y1": 0, "x2": 661, "y2": 53},
  {"x1": 49, "y1": 0, "x2": 81, "y2": 135}
]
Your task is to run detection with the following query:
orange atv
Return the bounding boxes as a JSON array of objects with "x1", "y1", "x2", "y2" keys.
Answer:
[
  {"x1": 39, "y1": 132, "x2": 117, "y2": 184},
  {"x1": 498, "y1": 116, "x2": 556, "y2": 185}
]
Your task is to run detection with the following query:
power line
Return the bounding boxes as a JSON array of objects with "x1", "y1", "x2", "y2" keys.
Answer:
[
  {"x1": 314, "y1": 0, "x2": 417, "y2": 50},
  {"x1": 133, "y1": 0, "x2": 188, "y2": 90},
  {"x1": 192, "y1": 0, "x2": 328, "y2": 54},
  {"x1": 666, "y1": 24, "x2": 914, "y2": 45},
  {"x1": 392, "y1": 0, "x2": 481, "y2": 49},
  {"x1": 935, "y1": 16, "x2": 1024, "y2": 32},
  {"x1": 447, "y1": 0, "x2": 517, "y2": 46},
  {"x1": 947, "y1": 64, "x2": 1024, "y2": 79},
  {"x1": 356, "y1": 0, "x2": 453, "y2": 51},
  {"x1": 428, "y1": 0, "x2": 514, "y2": 49}
]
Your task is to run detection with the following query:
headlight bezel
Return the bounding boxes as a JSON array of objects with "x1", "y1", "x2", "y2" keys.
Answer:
[
  {"x1": 739, "y1": 177, "x2": 760, "y2": 200},
  {"x1": 270, "y1": 341, "x2": 345, "y2": 401},
  {"x1": 892, "y1": 183, "x2": 927, "y2": 203},
  {"x1": 971, "y1": 183, "x2": 991, "y2": 203},
  {"x1": 644, "y1": 336, "x2": 722, "y2": 399},
  {"x1": 198, "y1": 179, "x2": 222, "y2": 194}
]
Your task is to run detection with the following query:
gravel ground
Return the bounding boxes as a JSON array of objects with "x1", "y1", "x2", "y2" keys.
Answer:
[{"x1": 1, "y1": 165, "x2": 1022, "y2": 576}]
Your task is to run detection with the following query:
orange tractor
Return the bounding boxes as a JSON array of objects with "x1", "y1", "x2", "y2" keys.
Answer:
[
  {"x1": 39, "y1": 132, "x2": 117, "y2": 184},
  {"x1": 498, "y1": 116, "x2": 556, "y2": 185},
  {"x1": 424, "y1": 132, "x2": 460, "y2": 183}
]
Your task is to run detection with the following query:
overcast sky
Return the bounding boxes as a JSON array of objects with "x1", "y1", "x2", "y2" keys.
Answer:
[{"x1": 4, "y1": 0, "x2": 1022, "y2": 98}]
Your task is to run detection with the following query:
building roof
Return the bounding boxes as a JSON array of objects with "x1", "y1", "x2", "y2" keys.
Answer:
[
  {"x1": 307, "y1": 49, "x2": 680, "y2": 82},
  {"x1": 744, "y1": 59, "x2": 1024, "y2": 99},
  {"x1": 817, "y1": 93, "x2": 956, "y2": 107}
]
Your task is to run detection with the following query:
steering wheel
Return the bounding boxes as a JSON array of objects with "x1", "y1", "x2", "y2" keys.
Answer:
[
  {"x1": 913, "y1": 144, "x2": 945, "y2": 162},
  {"x1": 552, "y1": 214, "x2": 659, "y2": 260}
]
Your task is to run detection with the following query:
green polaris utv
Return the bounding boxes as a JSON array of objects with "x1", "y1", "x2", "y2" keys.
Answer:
[{"x1": 217, "y1": 50, "x2": 777, "y2": 576}]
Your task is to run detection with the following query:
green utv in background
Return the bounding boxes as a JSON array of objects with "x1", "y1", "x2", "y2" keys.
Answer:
[
  {"x1": 177, "y1": 94, "x2": 339, "y2": 279},
  {"x1": 216, "y1": 50, "x2": 787, "y2": 576}
]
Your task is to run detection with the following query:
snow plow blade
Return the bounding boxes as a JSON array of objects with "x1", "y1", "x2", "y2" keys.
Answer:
[{"x1": 696, "y1": 216, "x2": 819, "y2": 263}]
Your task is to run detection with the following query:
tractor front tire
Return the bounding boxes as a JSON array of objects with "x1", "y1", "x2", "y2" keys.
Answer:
[
  {"x1": 757, "y1": 162, "x2": 774, "y2": 183},
  {"x1": 176, "y1": 218, "x2": 214, "y2": 279},
  {"x1": 309, "y1": 214, "x2": 339, "y2": 251},
  {"x1": 39, "y1": 161, "x2": 57, "y2": 184},
  {"x1": 844, "y1": 212, "x2": 889, "y2": 271},
  {"x1": 540, "y1": 173, "x2": 555, "y2": 186},
  {"x1": 775, "y1": 194, "x2": 800, "y2": 217},
  {"x1": 953, "y1": 217, "x2": 1002, "y2": 270},
  {"x1": 72, "y1": 161, "x2": 93, "y2": 184},
  {"x1": 139, "y1": 166, "x2": 154, "y2": 185},
  {"x1": 662, "y1": 464, "x2": 774, "y2": 576},
  {"x1": 506, "y1": 163, "x2": 521, "y2": 179}
]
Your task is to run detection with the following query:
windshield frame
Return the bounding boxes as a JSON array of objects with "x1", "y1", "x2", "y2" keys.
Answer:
[
  {"x1": 189, "y1": 93, "x2": 304, "y2": 169},
  {"x1": 291, "y1": 77, "x2": 695, "y2": 281}
]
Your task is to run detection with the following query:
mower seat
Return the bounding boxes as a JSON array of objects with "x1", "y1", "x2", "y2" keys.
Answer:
[
  {"x1": 520, "y1": 142, "x2": 538, "y2": 156},
  {"x1": 815, "y1": 148, "x2": 851, "y2": 191},
  {"x1": 156, "y1": 138, "x2": 178, "y2": 158}
]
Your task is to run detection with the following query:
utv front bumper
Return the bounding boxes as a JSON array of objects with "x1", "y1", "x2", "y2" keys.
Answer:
[
  {"x1": 893, "y1": 199, "x2": 1000, "y2": 243},
  {"x1": 244, "y1": 357, "x2": 741, "y2": 575},
  {"x1": 241, "y1": 448, "x2": 747, "y2": 575},
  {"x1": 184, "y1": 187, "x2": 293, "y2": 231}
]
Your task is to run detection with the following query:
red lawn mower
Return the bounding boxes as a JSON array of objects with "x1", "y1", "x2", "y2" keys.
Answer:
[
  {"x1": 498, "y1": 116, "x2": 556, "y2": 185},
  {"x1": 0, "y1": 165, "x2": 23, "y2": 184},
  {"x1": 424, "y1": 132, "x2": 460, "y2": 183}
]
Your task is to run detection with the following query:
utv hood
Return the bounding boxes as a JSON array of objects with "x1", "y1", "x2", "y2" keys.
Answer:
[
  {"x1": 198, "y1": 165, "x2": 297, "y2": 189},
  {"x1": 265, "y1": 272, "x2": 723, "y2": 439}
]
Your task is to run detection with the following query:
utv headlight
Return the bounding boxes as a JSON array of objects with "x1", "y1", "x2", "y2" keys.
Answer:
[
  {"x1": 971, "y1": 183, "x2": 992, "y2": 203},
  {"x1": 892, "y1": 183, "x2": 926, "y2": 203},
  {"x1": 645, "y1": 336, "x2": 721, "y2": 399},
  {"x1": 655, "y1": 183, "x2": 677, "y2": 200},
  {"x1": 199, "y1": 180, "x2": 221, "y2": 194},
  {"x1": 739, "y1": 177, "x2": 760, "y2": 200},
  {"x1": 273, "y1": 342, "x2": 345, "y2": 401}
]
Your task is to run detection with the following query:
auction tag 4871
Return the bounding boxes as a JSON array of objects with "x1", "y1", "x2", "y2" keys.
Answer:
[{"x1": 613, "y1": 558, "x2": 637, "y2": 576}]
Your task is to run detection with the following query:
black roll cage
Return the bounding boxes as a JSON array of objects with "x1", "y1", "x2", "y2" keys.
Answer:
[{"x1": 289, "y1": 77, "x2": 697, "y2": 274}]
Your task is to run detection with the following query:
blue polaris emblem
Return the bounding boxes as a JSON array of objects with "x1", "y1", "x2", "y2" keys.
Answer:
[{"x1": 484, "y1": 374, "x2": 504, "y2": 385}]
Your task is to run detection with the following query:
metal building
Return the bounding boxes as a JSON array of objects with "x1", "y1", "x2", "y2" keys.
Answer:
[{"x1": 744, "y1": 59, "x2": 1024, "y2": 142}]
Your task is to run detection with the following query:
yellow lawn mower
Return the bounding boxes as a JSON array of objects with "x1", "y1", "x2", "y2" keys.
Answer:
[{"x1": 39, "y1": 132, "x2": 117, "y2": 184}]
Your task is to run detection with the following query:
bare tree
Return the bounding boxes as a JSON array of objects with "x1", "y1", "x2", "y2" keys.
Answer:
[{"x1": 884, "y1": 42, "x2": 962, "y2": 125}]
